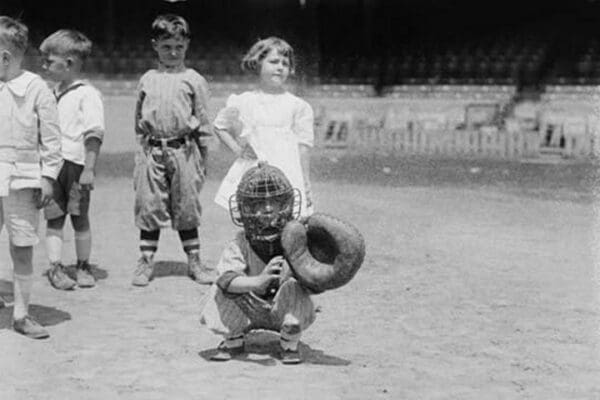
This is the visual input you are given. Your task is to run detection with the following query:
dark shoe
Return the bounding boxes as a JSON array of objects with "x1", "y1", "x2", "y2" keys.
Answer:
[
  {"x1": 13, "y1": 315, "x2": 50, "y2": 339},
  {"x1": 209, "y1": 341, "x2": 245, "y2": 361},
  {"x1": 187, "y1": 251, "x2": 216, "y2": 285},
  {"x1": 47, "y1": 262, "x2": 77, "y2": 291},
  {"x1": 132, "y1": 254, "x2": 154, "y2": 287},
  {"x1": 76, "y1": 260, "x2": 96, "y2": 288},
  {"x1": 281, "y1": 348, "x2": 302, "y2": 365}
]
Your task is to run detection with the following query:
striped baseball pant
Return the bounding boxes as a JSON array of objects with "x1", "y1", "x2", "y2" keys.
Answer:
[{"x1": 201, "y1": 278, "x2": 316, "y2": 340}]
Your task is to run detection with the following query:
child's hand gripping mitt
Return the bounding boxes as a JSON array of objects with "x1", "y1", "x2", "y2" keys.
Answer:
[{"x1": 281, "y1": 213, "x2": 366, "y2": 294}]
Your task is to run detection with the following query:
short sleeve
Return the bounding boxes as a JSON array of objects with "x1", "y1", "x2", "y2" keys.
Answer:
[
  {"x1": 293, "y1": 99, "x2": 314, "y2": 147},
  {"x1": 81, "y1": 87, "x2": 105, "y2": 142},
  {"x1": 213, "y1": 94, "x2": 240, "y2": 130},
  {"x1": 216, "y1": 234, "x2": 248, "y2": 276}
]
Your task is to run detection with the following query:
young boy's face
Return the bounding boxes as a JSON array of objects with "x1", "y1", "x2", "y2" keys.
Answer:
[
  {"x1": 152, "y1": 36, "x2": 189, "y2": 69},
  {"x1": 0, "y1": 45, "x2": 19, "y2": 82},
  {"x1": 41, "y1": 53, "x2": 72, "y2": 82}
]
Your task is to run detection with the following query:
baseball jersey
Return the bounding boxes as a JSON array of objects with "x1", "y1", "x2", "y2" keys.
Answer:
[
  {"x1": 53, "y1": 80, "x2": 105, "y2": 166},
  {"x1": 135, "y1": 68, "x2": 212, "y2": 144}
]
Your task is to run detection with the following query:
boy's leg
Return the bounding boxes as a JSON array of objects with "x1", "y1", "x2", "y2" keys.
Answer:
[
  {"x1": 46, "y1": 216, "x2": 76, "y2": 290},
  {"x1": 170, "y1": 146, "x2": 215, "y2": 284},
  {"x1": 4, "y1": 189, "x2": 49, "y2": 338},
  {"x1": 71, "y1": 214, "x2": 95, "y2": 288},
  {"x1": 45, "y1": 163, "x2": 76, "y2": 290},
  {"x1": 178, "y1": 228, "x2": 214, "y2": 284},
  {"x1": 272, "y1": 278, "x2": 316, "y2": 364},
  {"x1": 132, "y1": 229, "x2": 159, "y2": 286},
  {"x1": 201, "y1": 286, "x2": 250, "y2": 361},
  {"x1": 10, "y1": 244, "x2": 49, "y2": 339}
]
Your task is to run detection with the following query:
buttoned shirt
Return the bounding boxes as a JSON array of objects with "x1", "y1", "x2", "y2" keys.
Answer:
[{"x1": 0, "y1": 71, "x2": 62, "y2": 193}]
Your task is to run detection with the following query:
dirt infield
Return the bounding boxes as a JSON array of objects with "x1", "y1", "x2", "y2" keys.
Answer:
[{"x1": 0, "y1": 171, "x2": 598, "y2": 399}]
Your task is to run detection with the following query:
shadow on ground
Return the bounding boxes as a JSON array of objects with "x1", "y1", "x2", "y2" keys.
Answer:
[
  {"x1": 198, "y1": 330, "x2": 350, "y2": 366},
  {"x1": 152, "y1": 261, "x2": 190, "y2": 278},
  {"x1": 0, "y1": 304, "x2": 72, "y2": 329},
  {"x1": 64, "y1": 263, "x2": 109, "y2": 281}
]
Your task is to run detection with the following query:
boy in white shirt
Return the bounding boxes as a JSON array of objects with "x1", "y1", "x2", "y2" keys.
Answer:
[
  {"x1": 0, "y1": 16, "x2": 62, "y2": 338},
  {"x1": 40, "y1": 30, "x2": 105, "y2": 290}
]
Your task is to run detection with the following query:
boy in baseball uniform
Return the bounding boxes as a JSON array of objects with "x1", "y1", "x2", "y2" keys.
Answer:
[{"x1": 132, "y1": 14, "x2": 214, "y2": 286}]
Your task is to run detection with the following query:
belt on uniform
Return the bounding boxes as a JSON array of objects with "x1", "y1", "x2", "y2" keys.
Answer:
[{"x1": 147, "y1": 136, "x2": 187, "y2": 148}]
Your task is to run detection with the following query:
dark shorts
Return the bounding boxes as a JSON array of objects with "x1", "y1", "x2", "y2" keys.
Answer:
[{"x1": 44, "y1": 160, "x2": 90, "y2": 220}]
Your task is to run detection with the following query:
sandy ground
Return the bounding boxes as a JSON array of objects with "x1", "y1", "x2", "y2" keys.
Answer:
[{"x1": 0, "y1": 175, "x2": 598, "y2": 399}]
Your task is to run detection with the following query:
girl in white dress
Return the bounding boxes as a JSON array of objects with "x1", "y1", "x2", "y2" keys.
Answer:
[{"x1": 213, "y1": 37, "x2": 314, "y2": 217}]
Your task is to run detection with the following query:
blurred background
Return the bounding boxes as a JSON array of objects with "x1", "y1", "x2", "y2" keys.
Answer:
[{"x1": 2, "y1": 0, "x2": 600, "y2": 162}]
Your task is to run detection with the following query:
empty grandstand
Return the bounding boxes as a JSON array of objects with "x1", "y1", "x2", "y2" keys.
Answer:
[{"x1": 2, "y1": 0, "x2": 598, "y2": 160}]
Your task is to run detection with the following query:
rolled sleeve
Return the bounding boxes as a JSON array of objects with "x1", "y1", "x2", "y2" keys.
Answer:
[
  {"x1": 35, "y1": 82, "x2": 63, "y2": 179},
  {"x1": 294, "y1": 100, "x2": 315, "y2": 147},
  {"x1": 81, "y1": 87, "x2": 105, "y2": 143}
]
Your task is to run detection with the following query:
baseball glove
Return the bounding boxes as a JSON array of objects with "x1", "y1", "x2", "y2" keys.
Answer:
[{"x1": 281, "y1": 213, "x2": 366, "y2": 294}]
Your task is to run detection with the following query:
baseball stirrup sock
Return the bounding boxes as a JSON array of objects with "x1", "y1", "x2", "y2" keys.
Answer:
[
  {"x1": 13, "y1": 273, "x2": 33, "y2": 319},
  {"x1": 140, "y1": 230, "x2": 159, "y2": 255},
  {"x1": 46, "y1": 228, "x2": 64, "y2": 264},
  {"x1": 74, "y1": 229, "x2": 91, "y2": 262},
  {"x1": 178, "y1": 229, "x2": 200, "y2": 253}
]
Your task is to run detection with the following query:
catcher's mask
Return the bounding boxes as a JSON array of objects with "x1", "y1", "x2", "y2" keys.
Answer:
[{"x1": 229, "y1": 162, "x2": 301, "y2": 244}]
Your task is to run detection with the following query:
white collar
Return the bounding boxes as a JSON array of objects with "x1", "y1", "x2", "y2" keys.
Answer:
[
  {"x1": 0, "y1": 71, "x2": 38, "y2": 97},
  {"x1": 53, "y1": 79, "x2": 87, "y2": 97}
]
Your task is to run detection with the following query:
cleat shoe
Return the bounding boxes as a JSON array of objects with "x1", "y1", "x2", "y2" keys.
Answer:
[
  {"x1": 187, "y1": 251, "x2": 216, "y2": 285},
  {"x1": 47, "y1": 262, "x2": 77, "y2": 291},
  {"x1": 209, "y1": 341, "x2": 245, "y2": 361},
  {"x1": 280, "y1": 348, "x2": 302, "y2": 365},
  {"x1": 132, "y1": 254, "x2": 154, "y2": 287},
  {"x1": 13, "y1": 315, "x2": 50, "y2": 339},
  {"x1": 76, "y1": 260, "x2": 96, "y2": 288}
]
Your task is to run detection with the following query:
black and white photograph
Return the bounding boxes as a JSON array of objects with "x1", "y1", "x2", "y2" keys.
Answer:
[{"x1": 0, "y1": 0, "x2": 598, "y2": 398}]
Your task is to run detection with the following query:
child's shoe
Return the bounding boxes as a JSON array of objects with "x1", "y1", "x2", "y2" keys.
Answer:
[
  {"x1": 280, "y1": 347, "x2": 302, "y2": 365},
  {"x1": 132, "y1": 254, "x2": 154, "y2": 287},
  {"x1": 13, "y1": 315, "x2": 50, "y2": 339},
  {"x1": 47, "y1": 262, "x2": 77, "y2": 290},
  {"x1": 210, "y1": 341, "x2": 245, "y2": 361},
  {"x1": 76, "y1": 260, "x2": 96, "y2": 288},
  {"x1": 187, "y1": 251, "x2": 216, "y2": 285}
]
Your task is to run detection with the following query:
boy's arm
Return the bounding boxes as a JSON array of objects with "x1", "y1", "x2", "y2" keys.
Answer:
[
  {"x1": 35, "y1": 81, "x2": 63, "y2": 207},
  {"x1": 135, "y1": 90, "x2": 146, "y2": 145},
  {"x1": 79, "y1": 137, "x2": 101, "y2": 190},
  {"x1": 191, "y1": 75, "x2": 212, "y2": 148},
  {"x1": 79, "y1": 89, "x2": 105, "y2": 189}
]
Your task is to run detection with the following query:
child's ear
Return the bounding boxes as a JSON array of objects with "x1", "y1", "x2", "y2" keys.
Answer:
[
  {"x1": 66, "y1": 57, "x2": 75, "y2": 69},
  {"x1": 0, "y1": 50, "x2": 10, "y2": 65}
]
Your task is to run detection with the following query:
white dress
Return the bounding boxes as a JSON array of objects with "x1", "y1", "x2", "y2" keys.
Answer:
[{"x1": 214, "y1": 90, "x2": 314, "y2": 217}]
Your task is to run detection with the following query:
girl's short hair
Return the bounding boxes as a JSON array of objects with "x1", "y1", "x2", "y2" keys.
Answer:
[
  {"x1": 241, "y1": 37, "x2": 295, "y2": 74},
  {"x1": 39, "y1": 29, "x2": 92, "y2": 60},
  {"x1": 0, "y1": 16, "x2": 28, "y2": 56},
  {"x1": 151, "y1": 14, "x2": 190, "y2": 41}
]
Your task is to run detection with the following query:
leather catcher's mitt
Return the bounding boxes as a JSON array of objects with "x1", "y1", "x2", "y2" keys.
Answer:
[{"x1": 281, "y1": 213, "x2": 366, "y2": 294}]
